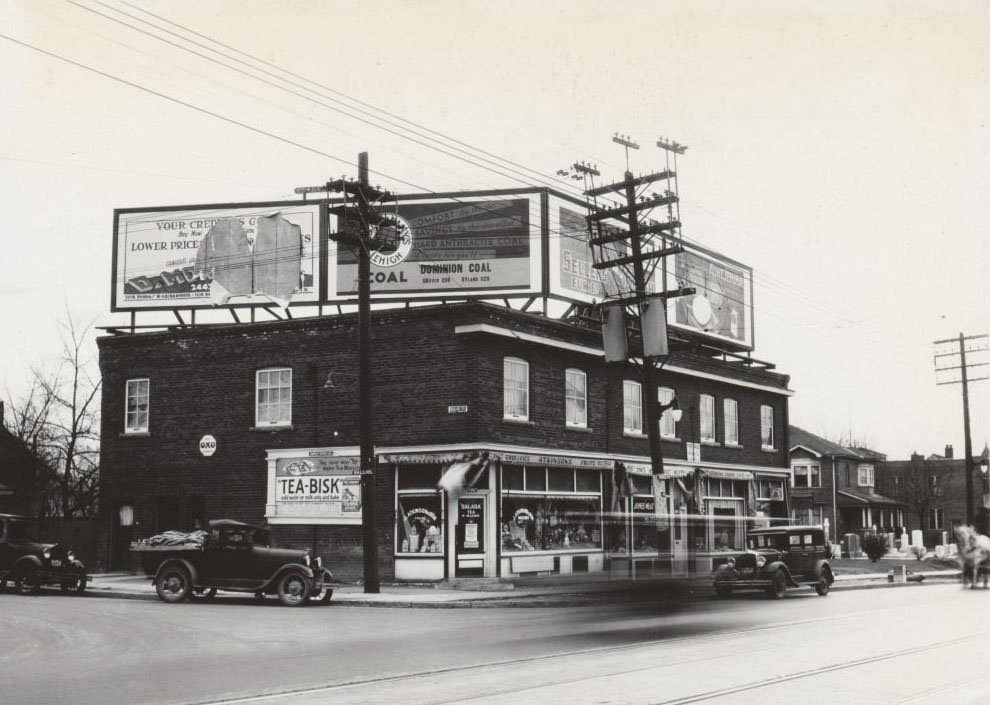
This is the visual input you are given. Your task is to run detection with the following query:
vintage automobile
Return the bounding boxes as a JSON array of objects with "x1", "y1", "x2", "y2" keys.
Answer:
[
  {"x1": 712, "y1": 525, "x2": 834, "y2": 599},
  {"x1": 0, "y1": 513, "x2": 89, "y2": 594},
  {"x1": 131, "y1": 519, "x2": 334, "y2": 607}
]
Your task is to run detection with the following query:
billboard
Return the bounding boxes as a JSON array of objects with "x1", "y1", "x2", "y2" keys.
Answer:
[
  {"x1": 665, "y1": 242, "x2": 754, "y2": 350},
  {"x1": 547, "y1": 196, "x2": 634, "y2": 303},
  {"x1": 328, "y1": 194, "x2": 541, "y2": 301},
  {"x1": 113, "y1": 201, "x2": 323, "y2": 311}
]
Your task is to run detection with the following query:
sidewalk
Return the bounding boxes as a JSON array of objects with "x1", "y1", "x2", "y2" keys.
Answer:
[{"x1": 82, "y1": 567, "x2": 964, "y2": 608}]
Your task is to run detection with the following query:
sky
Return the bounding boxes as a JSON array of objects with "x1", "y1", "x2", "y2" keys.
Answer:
[{"x1": 1, "y1": 0, "x2": 988, "y2": 461}]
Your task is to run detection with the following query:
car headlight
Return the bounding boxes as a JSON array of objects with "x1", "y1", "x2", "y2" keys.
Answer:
[
  {"x1": 726, "y1": 557, "x2": 736, "y2": 569},
  {"x1": 67, "y1": 551, "x2": 75, "y2": 563},
  {"x1": 756, "y1": 555, "x2": 766, "y2": 568},
  {"x1": 304, "y1": 553, "x2": 311, "y2": 567},
  {"x1": 315, "y1": 556, "x2": 322, "y2": 569},
  {"x1": 43, "y1": 549, "x2": 51, "y2": 560}
]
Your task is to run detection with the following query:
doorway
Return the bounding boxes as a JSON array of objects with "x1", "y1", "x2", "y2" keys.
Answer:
[{"x1": 452, "y1": 492, "x2": 492, "y2": 578}]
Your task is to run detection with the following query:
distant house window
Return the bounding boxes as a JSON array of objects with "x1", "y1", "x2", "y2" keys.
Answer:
[
  {"x1": 125, "y1": 378, "x2": 150, "y2": 433},
  {"x1": 623, "y1": 380, "x2": 642, "y2": 434},
  {"x1": 700, "y1": 394, "x2": 715, "y2": 442},
  {"x1": 929, "y1": 474, "x2": 939, "y2": 494},
  {"x1": 858, "y1": 464, "x2": 874, "y2": 488},
  {"x1": 659, "y1": 386, "x2": 677, "y2": 438},
  {"x1": 792, "y1": 506, "x2": 825, "y2": 526},
  {"x1": 256, "y1": 368, "x2": 292, "y2": 426},
  {"x1": 793, "y1": 463, "x2": 822, "y2": 488},
  {"x1": 760, "y1": 405, "x2": 774, "y2": 448},
  {"x1": 503, "y1": 357, "x2": 529, "y2": 420},
  {"x1": 565, "y1": 368, "x2": 587, "y2": 428},
  {"x1": 929, "y1": 507, "x2": 944, "y2": 529},
  {"x1": 723, "y1": 398, "x2": 739, "y2": 445}
]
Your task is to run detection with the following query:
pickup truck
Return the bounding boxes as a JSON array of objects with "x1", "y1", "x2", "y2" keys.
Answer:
[{"x1": 131, "y1": 519, "x2": 333, "y2": 607}]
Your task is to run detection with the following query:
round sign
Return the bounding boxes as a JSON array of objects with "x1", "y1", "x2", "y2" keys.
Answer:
[{"x1": 199, "y1": 434, "x2": 218, "y2": 457}]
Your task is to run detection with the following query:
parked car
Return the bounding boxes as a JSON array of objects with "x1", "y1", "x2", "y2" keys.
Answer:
[
  {"x1": 131, "y1": 519, "x2": 334, "y2": 606},
  {"x1": 0, "y1": 513, "x2": 89, "y2": 594},
  {"x1": 712, "y1": 525, "x2": 834, "y2": 599}
]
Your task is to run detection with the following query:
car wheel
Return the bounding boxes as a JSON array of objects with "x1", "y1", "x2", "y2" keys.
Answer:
[
  {"x1": 75, "y1": 575, "x2": 87, "y2": 595},
  {"x1": 714, "y1": 581, "x2": 732, "y2": 599},
  {"x1": 816, "y1": 567, "x2": 832, "y2": 596},
  {"x1": 188, "y1": 587, "x2": 217, "y2": 601},
  {"x1": 277, "y1": 570, "x2": 311, "y2": 607},
  {"x1": 765, "y1": 570, "x2": 787, "y2": 599},
  {"x1": 155, "y1": 566, "x2": 191, "y2": 603},
  {"x1": 60, "y1": 576, "x2": 87, "y2": 594},
  {"x1": 15, "y1": 569, "x2": 41, "y2": 595}
]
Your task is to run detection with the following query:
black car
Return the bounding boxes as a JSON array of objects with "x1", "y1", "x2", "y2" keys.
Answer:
[
  {"x1": 0, "y1": 513, "x2": 89, "y2": 594},
  {"x1": 132, "y1": 519, "x2": 334, "y2": 606},
  {"x1": 712, "y1": 525, "x2": 834, "y2": 599}
]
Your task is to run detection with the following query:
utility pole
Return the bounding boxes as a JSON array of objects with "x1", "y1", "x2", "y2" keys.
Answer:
[
  {"x1": 934, "y1": 333, "x2": 989, "y2": 526},
  {"x1": 580, "y1": 135, "x2": 693, "y2": 477},
  {"x1": 300, "y1": 152, "x2": 392, "y2": 593}
]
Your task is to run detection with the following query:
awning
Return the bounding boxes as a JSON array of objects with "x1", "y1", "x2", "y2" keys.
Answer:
[
  {"x1": 837, "y1": 489, "x2": 901, "y2": 507},
  {"x1": 654, "y1": 467, "x2": 694, "y2": 479}
]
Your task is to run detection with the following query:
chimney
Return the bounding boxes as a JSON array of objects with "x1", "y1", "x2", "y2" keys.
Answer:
[{"x1": 945, "y1": 444, "x2": 954, "y2": 459}]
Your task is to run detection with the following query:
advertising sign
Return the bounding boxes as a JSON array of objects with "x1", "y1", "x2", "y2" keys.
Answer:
[
  {"x1": 548, "y1": 197, "x2": 631, "y2": 303},
  {"x1": 666, "y1": 242, "x2": 754, "y2": 350},
  {"x1": 267, "y1": 452, "x2": 362, "y2": 524},
  {"x1": 113, "y1": 201, "x2": 323, "y2": 310},
  {"x1": 329, "y1": 195, "x2": 540, "y2": 300}
]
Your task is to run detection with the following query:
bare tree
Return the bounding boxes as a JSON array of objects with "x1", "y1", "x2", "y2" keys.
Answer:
[{"x1": 5, "y1": 307, "x2": 101, "y2": 519}]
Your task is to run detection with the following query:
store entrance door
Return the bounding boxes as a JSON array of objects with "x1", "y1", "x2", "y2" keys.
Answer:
[{"x1": 454, "y1": 493, "x2": 489, "y2": 578}]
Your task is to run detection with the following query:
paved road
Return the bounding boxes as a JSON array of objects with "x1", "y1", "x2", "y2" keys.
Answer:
[{"x1": 3, "y1": 582, "x2": 988, "y2": 705}]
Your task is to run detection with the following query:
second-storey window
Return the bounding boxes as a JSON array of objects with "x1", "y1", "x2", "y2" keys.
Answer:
[
  {"x1": 623, "y1": 380, "x2": 642, "y2": 434},
  {"x1": 256, "y1": 367, "x2": 292, "y2": 426},
  {"x1": 858, "y1": 464, "x2": 874, "y2": 488},
  {"x1": 700, "y1": 394, "x2": 715, "y2": 442},
  {"x1": 793, "y1": 463, "x2": 821, "y2": 488},
  {"x1": 503, "y1": 357, "x2": 529, "y2": 420},
  {"x1": 723, "y1": 398, "x2": 738, "y2": 445},
  {"x1": 760, "y1": 405, "x2": 775, "y2": 448},
  {"x1": 565, "y1": 368, "x2": 587, "y2": 427},
  {"x1": 659, "y1": 386, "x2": 677, "y2": 438},
  {"x1": 125, "y1": 378, "x2": 150, "y2": 433}
]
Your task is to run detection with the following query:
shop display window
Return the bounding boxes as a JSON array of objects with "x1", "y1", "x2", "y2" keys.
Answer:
[
  {"x1": 500, "y1": 495, "x2": 601, "y2": 552},
  {"x1": 396, "y1": 494, "x2": 443, "y2": 554}
]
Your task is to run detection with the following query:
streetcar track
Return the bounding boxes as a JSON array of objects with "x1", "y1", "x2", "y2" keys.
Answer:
[{"x1": 186, "y1": 602, "x2": 975, "y2": 705}]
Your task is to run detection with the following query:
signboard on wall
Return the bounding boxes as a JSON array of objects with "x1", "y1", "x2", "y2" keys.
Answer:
[
  {"x1": 266, "y1": 449, "x2": 362, "y2": 524},
  {"x1": 665, "y1": 242, "x2": 754, "y2": 350},
  {"x1": 112, "y1": 201, "x2": 323, "y2": 311},
  {"x1": 329, "y1": 195, "x2": 541, "y2": 301}
]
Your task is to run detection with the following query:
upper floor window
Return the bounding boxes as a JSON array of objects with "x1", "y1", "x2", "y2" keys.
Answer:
[
  {"x1": 793, "y1": 463, "x2": 822, "y2": 488},
  {"x1": 760, "y1": 405, "x2": 775, "y2": 449},
  {"x1": 503, "y1": 357, "x2": 529, "y2": 420},
  {"x1": 125, "y1": 378, "x2": 150, "y2": 433},
  {"x1": 723, "y1": 398, "x2": 739, "y2": 445},
  {"x1": 256, "y1": 367, "x2": 292, "y2": 427},
  {"x1": 929, "y1": 507, "x2": 944, "y2": 530},
  {"x1": 659, "y1": 386, "x2": 677, "y2": 438},
  {"x1": 929, "y1": 474, "x2": 939, "y2": 494},
  {"x1": 623, "y1": 380, "x2": 642, "y2": 434},
  {"x1": 699, "y1": 394, "x2": 715, "y2": 443},
  {"x1": 565, "y1": 368, "x2": 587, "y2": 428},
  {"x1": 857, "y1": 464, "x2": 874, "y2": 488}
]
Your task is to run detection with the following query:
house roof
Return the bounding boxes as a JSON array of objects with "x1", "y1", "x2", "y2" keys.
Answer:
[
  {"x1": 789, "y1": 426, "x2": 865, "y2": 459},
  {"x1": 837, "y1": 488, "x2": 901, "y2": 507}
]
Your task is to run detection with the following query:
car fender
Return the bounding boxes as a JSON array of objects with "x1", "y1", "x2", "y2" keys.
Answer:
[
  {"x1": 260, "y1": 563, "x2": 315, "y2": 592},
  {"x1": 713, "y1": 564, "x2": 739, "y2": 581},
  {"x1": 764, "y1": 560, "x2": 798, "y2": 586},
  {"x1": 11, "y1": 555, "x2": 43, "y2": 575},
  {"x1": 154, "y1": 558, "x2": 199, "y2": 588},
  {"x1": 813, "y1": 559, "x2": 833, "y2": 583}
]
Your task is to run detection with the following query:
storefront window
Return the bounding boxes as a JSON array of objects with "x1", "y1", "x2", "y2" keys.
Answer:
[
  {"x1": 631, "y1": 495, "x2": 658, "y2": 553},
  {"x1": 500, "y1": 494, "x2": 602, "y2": 552},
  {"x1": 396, "y1": 494, "x2": 443, "y2": 554}
]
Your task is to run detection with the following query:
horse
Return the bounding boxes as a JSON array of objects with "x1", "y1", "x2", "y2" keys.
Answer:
[{"x1": 954, "y1": 525, "x2": 990, "y2": 589}]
